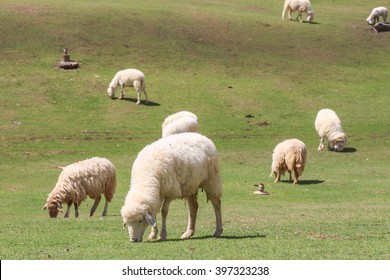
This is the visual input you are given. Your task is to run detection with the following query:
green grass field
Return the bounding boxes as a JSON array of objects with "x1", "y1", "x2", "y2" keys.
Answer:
[{"x1": 0, "y1": 0, "x2": 389, "y2": 260}]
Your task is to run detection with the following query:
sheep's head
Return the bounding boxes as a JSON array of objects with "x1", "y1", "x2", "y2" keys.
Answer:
[
  {"x1": 42, "y1": 201, "x2": 61, "y2": 218},
  {"x1": 123, "y1": 212, "x2": 156, "y2": 243},
  {"x1": 107, "y1": 87, "x2": 115, "y2": 98},
  {"x1": 330, "y1": 134, "x2": 346, "y2": 152}
]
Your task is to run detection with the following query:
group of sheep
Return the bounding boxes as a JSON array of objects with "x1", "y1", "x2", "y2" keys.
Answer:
[
  {"x1": 270, "y1": 108, "x2": 346, "y2": 186},
  {"x1": 42, "y1": 1, "x2": 355, "y2": 243},
  {"x1": 282, "y1": 0, "x2": 388, "y2": 27},
  {"x1": 43, "y1": 106, "x2": 347, "y2": 242},
  {"x1": 43, "y1": 111, "x2": 222, "y2": 242}
]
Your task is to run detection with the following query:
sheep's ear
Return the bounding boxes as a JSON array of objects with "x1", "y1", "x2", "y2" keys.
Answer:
[
  {"x1": 145, "y1": 212, "x2": 156, "y2": 227},
  {"x1": 42, "y1": 204, "x2": 47, "y2": 210}
]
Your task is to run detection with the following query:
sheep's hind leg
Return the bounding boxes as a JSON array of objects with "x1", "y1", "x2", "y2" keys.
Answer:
[
  {"x1": 181, "y1": 195, "x2": 198, "y2": 239},
  {"x1": 143, "y1": 89, "x2": 149, "y2": 104},
  {"x1": 89, "y1": 195, "x2": 102, "y2": 217},
  {"x1": 210, "y1": 196, "x2": 223, "y2": 238},
  {"x1": 293, "y1": 168, "x2": 299, "y2": 185},
  {"x1": 74, "y1": 203, "x2": 79, "y2": 218},
  {"x1": 288, "y1": 171, "x2": 293, "y2": 183}
]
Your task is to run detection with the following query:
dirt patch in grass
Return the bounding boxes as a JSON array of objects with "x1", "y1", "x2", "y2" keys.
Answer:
[
  {"x1": 247, "y1": 120, "x2": 270, "y2": 127},
  {"x1": 8, "y1": 4, "x2": 53, "y2": 16},
  {"x1": 241, "y1": 6, "x2": 268, "y2": 13},
  {"x1": 296, "y1": 230, "x2": 345, "y2": 240}
]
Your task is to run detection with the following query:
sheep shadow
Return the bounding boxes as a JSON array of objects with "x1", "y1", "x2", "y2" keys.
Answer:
[
  {"x1": 290, "y1": 19, "x2": 320, "y2": 24},
  {"x1": 276, "y1": 179, "x2": 325, "y2": 185},
  {"x1": 297, "y1": 180, "x2": 325, "y2": 185},
  {"x1": 111, "y1": 97, "x2": 160, "y2": 106},
  {"x1": 339, "y1": 147, "x2": 357, "y2": 153},
  {"x1": 148, "y1": 234, "x2": 266, "y2": 243}
]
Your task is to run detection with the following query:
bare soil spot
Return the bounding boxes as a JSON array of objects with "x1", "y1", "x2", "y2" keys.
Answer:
[
  {"x1": 9, "y1": 4, "x2": 53, "y2": 16},
  {"x1": 241, "y1": 6, "x2": 268, "y2": 13}
]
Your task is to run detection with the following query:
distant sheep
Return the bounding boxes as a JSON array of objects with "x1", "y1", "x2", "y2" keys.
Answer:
[
  {"x1": 162, "y1": 111, "x2": 199, "y2": 137},
  {"x1": 107, "y1": 68, "x2": 148, "y2": 105},
  {"x1": 366, "y1": 7, "x2": 388, "y2": 25},
  {"x1": 43, "y1": 157, "x2": 116, "y2": 218},
  {"x1": 315, "y1": 108, "x2": 347, "y2": 152},
  {"x1": 282, "y1": 0, "x2": 314, "y2": 22},
  {"x1": 121, "y1": 132, "x2": 223, "y2": 242},
  {"x1": 270, "y1": 139, "x2": 307, "y2": 185}
]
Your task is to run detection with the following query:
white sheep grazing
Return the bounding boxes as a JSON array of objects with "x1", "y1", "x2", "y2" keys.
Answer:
[
  {"x1": 121, "y1": 132, "x2": 223, "y2": 242},
  {"x1": 282, "y1": 0, "x2": 314, "y2": 22},
  {"x1": 162, "y1": 111, "x2": 199, "y2": 137},
  {"x1": 270, "y1": 139, "x2": 307, "y2": 185},
  {"x1": 107, "y1": 68, "x2": 148, "y2": 105},
  {"x1": 366, "y1": 7, "x2": 388, "y2": 25},
  {"x1": 43, "y1": 157, "x2": 116, "y2": 218},
  {"x1": 315, "y1": 108, "x2": 347, "y2": 152}
]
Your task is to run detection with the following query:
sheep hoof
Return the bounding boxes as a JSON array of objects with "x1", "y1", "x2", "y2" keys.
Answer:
[
  {"x1": 181, "y1": 230, "x2": 194, "y2": 239},
  {"x1": 157, "y1": 236, "x2": 167, "y2": 241},
  {"x1": 148, "y1": 233, "x2": 158, "y2": 241}
]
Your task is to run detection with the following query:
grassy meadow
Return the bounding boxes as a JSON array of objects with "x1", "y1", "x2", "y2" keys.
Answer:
[{"x1": 0, "y1": 0, "x2": 389, "y2": 260}]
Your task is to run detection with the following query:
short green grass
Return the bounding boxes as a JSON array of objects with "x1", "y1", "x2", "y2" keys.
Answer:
[{"x1": 0, "y1": 0, "x2": 389, "y2": 260}]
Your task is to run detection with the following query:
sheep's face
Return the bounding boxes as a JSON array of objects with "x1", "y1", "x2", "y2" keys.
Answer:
[
  {"x1": 43, "y1": 201, "x2": 61, "y2": 218},
  {"x1": 107, "y1": 87, "x2": 115, "y2": 98},
  {"x1": 332, "y1": 139, "x2": 346, "y2": 152},
  {"x1": 329, "y1": 137, "x2": 346, "y2": 152},
  {"x1": 125, "y1": 212, "x2": 156, "y2": 243}
]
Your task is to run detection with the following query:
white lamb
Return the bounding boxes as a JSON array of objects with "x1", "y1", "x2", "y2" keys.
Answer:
[
  {"x1": 366, "y1": 7, "x2": 388, "y2": 25},
  {"x1": 270, "y1": 139, "x2": 307, "y2": 185},
  {"x1": 282, "y1": 0, "x2": 314, "y2": 22},
  {"x1": 315, "y1": 108, "x2": 347, "y2": 152},
  {"x1": 162, "y1": 111, "x2": 199, "y2": 137},
  {"x1": 43, "y1": 157, "x2": 116, "y2": 218},
  {"x1": 121, "y1": 132, "x2": 223, "y2": 242},
  {"x1": 107, "y1": 68, "x2": 148, "y2": 105}
]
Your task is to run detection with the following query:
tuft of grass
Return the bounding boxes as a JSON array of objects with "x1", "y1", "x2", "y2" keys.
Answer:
[{"x1": 0, "y1": 0, "x2": 389, "y2": 260}]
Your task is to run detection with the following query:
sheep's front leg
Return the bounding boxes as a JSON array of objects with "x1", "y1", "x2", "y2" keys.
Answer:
[
  {"x1": 181, "y1": 195, "x2": 198, "y2": 239},
  {"x1": 119, "y1": 85, "x2": 124, "y2": 99},
  {"x1": 90, "y1": 195, "x2": 102, "y2": 217},
  {"x1": 148, "y1": 225, "x2": 158, "y2": 241},
  {"x1": 64, "y1": 202, "x2": 72, "y2": 218},
  {"x1": 274, "y1": 171, "x2": 281, "y2": 183},
  {"x1": 288, "y1": 9, "x2": 292, "y2": 20},
  {"x1": 318, "y1": 137, "x2": 324, "y2": 151},
  {"x1": 158, "y1": 198, "x2": 172, "y2": 241},
  {"x1": 297, "y1": 13, "x2": 303, "y2": 22}
]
